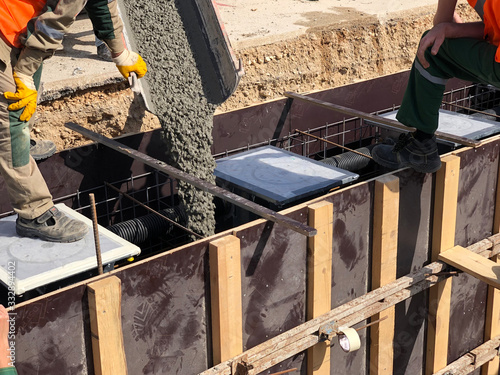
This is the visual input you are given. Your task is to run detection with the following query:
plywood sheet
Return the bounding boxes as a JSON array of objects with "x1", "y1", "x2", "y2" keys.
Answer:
[
  {"x1": 119, "y1": 242, "x2": 210, "y2": 374},
  {"x1": 237, "y1": 209, "x2": 308, "y2": 373},
  {"x1": 448, "y1": 140, "x2": 500, "y2": 370},
  {"x1": 393, "y1": 169, "x2": 434, "y2": 375},
  {"x1": 329, "y1": 183, "x2": 373, "y2": 375},
  {"x1": 15, "y1": 285, "x2": 91, "y2": 374}
]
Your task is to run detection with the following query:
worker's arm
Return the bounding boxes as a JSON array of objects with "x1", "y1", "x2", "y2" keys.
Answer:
[
  {"x1": 85, "y1": 0, "x2": 147, "y2": 78},
  {"x1": 417, "y1": 21, "x2": 485, "y2": 68},
  {"x1": 14, "y1": 0, "x2": 88, "y2": 77},
  {"x1": 433, "y1": 0, "x2": 459, "y2": 25},
  {"x1": 84, "y1": 0, "x2": 125, "y2": 57}
]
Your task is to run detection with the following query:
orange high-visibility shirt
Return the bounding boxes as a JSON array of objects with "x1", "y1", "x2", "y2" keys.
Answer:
[
  {"x1": 468, "y1": 0, "x2": 500, "y2": 62},
  {"x1": 0, "y1": 0, "x2": 46, "y2": 48}
]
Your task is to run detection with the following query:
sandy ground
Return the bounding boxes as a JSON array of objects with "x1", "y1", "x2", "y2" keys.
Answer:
[{"x1": 34, "y1": 0, "x2": 476, "y2": 152}]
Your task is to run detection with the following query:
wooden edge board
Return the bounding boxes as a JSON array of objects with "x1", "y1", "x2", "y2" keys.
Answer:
[{"x1": 438, "y1": 246, "x2": 500, "y2": 289}]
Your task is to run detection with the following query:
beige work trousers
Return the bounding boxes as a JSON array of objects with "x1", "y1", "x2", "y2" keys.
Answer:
[{"x1": 0, "y1": 38, "x2": 53, "y2": 219}]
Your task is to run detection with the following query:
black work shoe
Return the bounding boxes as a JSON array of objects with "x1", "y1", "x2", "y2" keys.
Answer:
[
  {"x1": 30, "y1": 139, "x2": 56, "y2": 160},
  {"x1": 96, "y1": 43, "x2": 112, "y2": 62},
  {"x1": 372, "y1": 132, "x2": 442, "y2": 173},
  {"x1": 16, "y1": 206, "x2": 89, "y2": 243}
]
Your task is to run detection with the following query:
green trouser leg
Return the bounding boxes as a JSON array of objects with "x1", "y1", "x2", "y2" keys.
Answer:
[{"x1": 396, "y1": 31, "x2": 500, "y2": 134}]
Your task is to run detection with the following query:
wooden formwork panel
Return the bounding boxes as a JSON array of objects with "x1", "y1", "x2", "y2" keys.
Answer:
[
  {"x1": 14, "y1": 284, "x2": 90, "y2": 373},
  {"x1": 119, "y1": 242, "x2": 210, "y2": 374},
  {"x1": 235, "y1": 209, "x2": 308, "y2": 373},
  {"x1": 328, "y1": 182, "x2": 373, "y2": 375},
  {"x1": 392, "y1": 169, "x2": 434, "y2": 375},
  {"x1": 448, "y1": 141, "x2": 500, "y2": 371}
]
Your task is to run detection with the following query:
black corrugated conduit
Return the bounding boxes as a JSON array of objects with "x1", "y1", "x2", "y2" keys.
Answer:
[
  {"x1": 107, "y1": 206, "x2": 187, "y2": 245},
  {"x1": 319, "y1": 145, "x2": 375, "y2": 172}
]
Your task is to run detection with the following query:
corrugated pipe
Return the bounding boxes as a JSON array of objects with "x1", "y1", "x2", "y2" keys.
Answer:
[
  {"x1": 107, "y1": 206, "x2": 186, "y2": 245},
  {"x1": 320, "y1": 145, "x2": 375, "y2": 172}
]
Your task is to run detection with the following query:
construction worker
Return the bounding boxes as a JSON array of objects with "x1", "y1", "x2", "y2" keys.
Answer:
[
  {"x1": 372, "y1": 0, "x2": 500, "y2": 173},
  {"x1": 0, "y1": 0, "x2": 147, "y2": 242}
]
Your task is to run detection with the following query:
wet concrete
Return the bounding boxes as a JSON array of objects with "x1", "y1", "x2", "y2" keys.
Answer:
[{"x1": 120, "y1": 0, "x2": 218, "y2": 237}]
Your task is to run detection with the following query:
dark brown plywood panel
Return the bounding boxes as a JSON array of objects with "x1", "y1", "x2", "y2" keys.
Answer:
[
  {"x1": 393, "y1": 169, "x2": 434, "y2": 375},
  {"x1": 119, "y1": 243, "x2": 210, "y2": 374},
  {"x1": 330, "y1": 183, "x2": 373, "y2": 375},
  {"x1": 238, "y1": 209, "x2": 308, "y2": 374},
  {"x1": 448, "y1": 141, "x2": 500, "y2": 370},
  {"x1": 15, "y1": 285, "x2": 90, "y2": 375}
]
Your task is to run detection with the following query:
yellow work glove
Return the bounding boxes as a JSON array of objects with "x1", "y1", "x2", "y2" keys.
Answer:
[
  {"x1": 4, "y1": 71, "x2": 37, "y2": 122},
  {"x1": 112, "y1": 49, "x2": 147, "y2": 79}
]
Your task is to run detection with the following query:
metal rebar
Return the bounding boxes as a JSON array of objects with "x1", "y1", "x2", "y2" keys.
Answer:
[
  {"x1": 284, "y1": 91, "x2": 481, "y2": 147},
  {"x1": 66, "y1": 122, "x2": 317, "y2": 237},
  {"x1": 269, "y1": 369, "x2": 297, "y2": 375},
  {"x1": 355, "y1": 316, "x2": 388, "y2": 331},
  {"x1": 442, "y1": 100, "x2": 500, "y2": 120},
  {"x1": 294, "y1": 129, "x2": 373, "y2": 160},
  {"x1": 89, "y1": 193, "x2": 104, "y2": 275},
  {"x1": 104, "y1": 181, "x2": 203, "y2": 239}
]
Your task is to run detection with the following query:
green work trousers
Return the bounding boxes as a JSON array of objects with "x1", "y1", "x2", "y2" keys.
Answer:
[
  {"x1": 396, "y1": 31, "x2": 500, "y2": 134},
  {"x1": 0, "y1": 39, "x2": 53, "y2": 219}
]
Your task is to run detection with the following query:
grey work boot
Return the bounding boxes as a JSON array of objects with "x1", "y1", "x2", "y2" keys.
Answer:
[
  {"x1": 30, "y1": 139, "x2": 56, "y2": 161},
  {"x1": 16, "y1": 206, "x2": 89, "y2": 243},
  {"x1": 372, "y1": 132, "x2": 442, "y2": 173}
]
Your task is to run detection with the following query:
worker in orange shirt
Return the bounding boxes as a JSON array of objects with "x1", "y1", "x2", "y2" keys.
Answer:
[
  {"x1": 372, "y1": 0, "x2": 500, "y2": 173},
  {"x1": 0, "y1": 0, "x2": 147, "y2": 242}
]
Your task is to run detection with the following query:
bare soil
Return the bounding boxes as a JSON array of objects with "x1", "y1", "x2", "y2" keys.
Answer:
[{"x1": 34, "y1": 4, "x2": 477, "y2": 152}]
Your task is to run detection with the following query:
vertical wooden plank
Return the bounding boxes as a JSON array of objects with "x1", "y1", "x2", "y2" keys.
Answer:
[
  {"x1": 307, "y1": 201, "x2": 333, "y2": 375},
  {"x1": 482, "y1": 155, "x2": 500, "y2": 375},
  {"x1": 88, "y1": 276, "x2": 128, "y2": 375},
  {"x1": 210, "y1": 235, "x2": 243, "y2": 365},
  {"x1": 370, "y1": 175, "x2": 399, "y2": 375},
  {"x1": 426, "y1": 155, "x2": 460, "y2": 375}
]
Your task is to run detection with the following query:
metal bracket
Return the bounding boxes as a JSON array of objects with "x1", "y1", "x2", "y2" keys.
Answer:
[
  {"x1": 232, "y1": 359, "x2": 252, "y2": 375},
  {"x1": 318, "y1": 320, "x2": 340, "y2": 341}
]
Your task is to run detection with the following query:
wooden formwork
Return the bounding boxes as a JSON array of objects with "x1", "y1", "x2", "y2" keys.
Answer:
[{"x1": 10, "y1": 131, "x2": 500, "y2": 375}]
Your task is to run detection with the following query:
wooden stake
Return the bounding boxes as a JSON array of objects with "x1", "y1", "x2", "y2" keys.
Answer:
[
  {"x1": 209, "y1": 235, "x2": 243, "y2": 364},
  {"x1": 307, "y1": 201, "x2": 333, "y2": 375},
  {"x1": 483, "y1": 155, "x2": 500, "y2": 375},
  {"x1": 87, "y1": 276, "x2": 127, "y2": 375},
  {"x1": 371, "y1": 176, "x2": 399, "y2": 375},
  {"x1": 426, "y1": 155, "x2": 460, "y2": 375}
]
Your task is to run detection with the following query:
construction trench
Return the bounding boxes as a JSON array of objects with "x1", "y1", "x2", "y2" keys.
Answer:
[{"x1": 1, "y1": 1, "x2": 500, "y2": 375}]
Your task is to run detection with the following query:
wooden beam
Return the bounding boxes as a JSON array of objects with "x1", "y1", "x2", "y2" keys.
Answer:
[
  {"x1": 307, "y1": 201, "x2": 333, "y2": 375},
  {"x1": 483, "y1": 155, "x2": 500, "y2": 375},
  {"x1": 438, "y1": 246, "x2": 500, "y2": 289},
  {"x1": 209, "y1": 235, "x2": 243, "y2": 364},
  {"x1": 371, "y1": 176, "x2": 399, "y2": 375},
  {"x1": 433, "y1": 335, "x2": 500, "y2": 375},
  {"x1": 426, "y1": 155, "x2": 460, "y2": 375},
  {"x1": 483, "y1": 255, "x2": 500, "y2": 375},
  {"x1": 87, "y1": 276, "x2": 128, "y2": 375}
]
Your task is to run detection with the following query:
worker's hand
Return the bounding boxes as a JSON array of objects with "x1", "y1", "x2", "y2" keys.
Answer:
[
  {"x1": 112, "y1": 50, "x2": 147, "y2": 79},
  {"x1": 4, "y1": 71, "x2": 37, "y2": 122},
  {"x1": 417, "y1": 23, "x2": 449, "y2": 69}
]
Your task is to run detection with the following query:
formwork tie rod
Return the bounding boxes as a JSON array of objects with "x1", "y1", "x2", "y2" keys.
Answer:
[
  {"x1": 284, "y1": 91, "x2": 481, "y2": 147},
  {"x1": 65, "y1": 122, "x2": 317, "y2": 238}
]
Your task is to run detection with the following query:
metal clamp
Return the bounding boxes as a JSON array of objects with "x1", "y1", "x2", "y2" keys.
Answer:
[{"x1": 318, "y1": 320, "x2": 340, "y2": 341}]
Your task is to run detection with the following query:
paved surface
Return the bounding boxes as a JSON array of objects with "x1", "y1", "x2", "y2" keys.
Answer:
[{"x1": 40, "y1": 0, "x2": 450, "y2": 96}]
